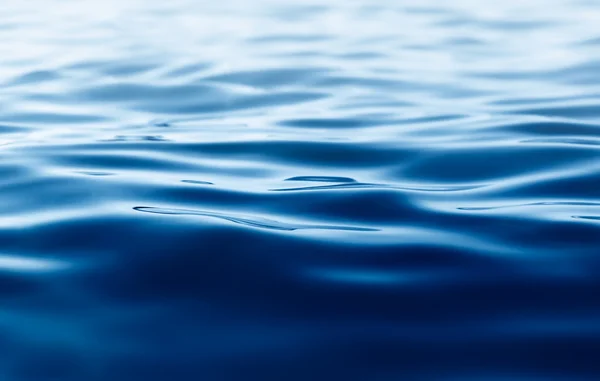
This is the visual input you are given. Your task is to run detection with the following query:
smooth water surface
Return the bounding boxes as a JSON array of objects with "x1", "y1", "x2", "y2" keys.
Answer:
[{"x1": 1, "y1": 0, "x2": 600, "y2": 380}]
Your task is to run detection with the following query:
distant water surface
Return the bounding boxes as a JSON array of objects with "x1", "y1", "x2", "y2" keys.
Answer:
[{"x1": 1, "y1": 0, "x2": 599, "y2": 380}]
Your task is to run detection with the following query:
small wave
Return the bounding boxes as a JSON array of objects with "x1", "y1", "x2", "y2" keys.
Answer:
[
  {"x1": 573, "y1": 215, "x2": 600, "y2": 221},
  {"x1": 181, "y1": 180, "x2": 214, "y2": 185},
  {"x1": 459, "y1": 201, "x2": 600, "y2": 211},
  {"x1": 521, "y1": 137, "x2": 600, "y2": 146},
  {"x1": 285, "y1": 176, "x2": 357, "y2": 183},
  {"x1": 271, "y1": 182, "x2": 482, "y2": 192},
  {"x1": 2, "y1": 0, "x2": 600, "y2": 379},
  {"x1": 133, "y1": 206, "x2": 379, "y2": 232}
]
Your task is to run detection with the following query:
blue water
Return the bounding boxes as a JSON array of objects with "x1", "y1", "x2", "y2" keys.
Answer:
[{"x1": 1, "y1": 0, "x2": 600, "y2": 380}]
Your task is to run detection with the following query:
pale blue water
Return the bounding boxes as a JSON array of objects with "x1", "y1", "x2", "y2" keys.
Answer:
[{"x1": 1, "y1": 1, "x2": 600, "y2": 380}]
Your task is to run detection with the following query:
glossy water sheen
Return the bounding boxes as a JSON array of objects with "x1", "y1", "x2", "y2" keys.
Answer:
[{"x1": 1, "y1": 1, "x2": 600, "y2": 380}]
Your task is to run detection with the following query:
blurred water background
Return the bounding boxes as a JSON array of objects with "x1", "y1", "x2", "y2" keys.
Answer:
[{"x1": 1, "y1": 0, "x2": 599, "y2": 380}]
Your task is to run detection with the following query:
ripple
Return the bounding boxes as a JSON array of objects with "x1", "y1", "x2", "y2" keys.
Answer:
[
  {"x1": 133, "y1": 206, "x2": 379, "y2": 232},
  {"x1": 0, "y1": 123, "x2": 32, "y2": 134},
  {"x1": 458, "y1": 201, "x2": 600, "y2": 211},
  {"x1": 2, "y1": 0, "x2": 600, "y2": 379},
  {"x1": 521, "y1": 137, "x2": 600, "y2": 146},
  {"x1": 102, "y1": 135, "x2": 170, "y2": 142},
  {"x1": 205, "y1": 67, "x2": 329, "y2": 88},
  {"x1": 271, "y1": 181, "x2": 483, "y2": 193},
  {"x1": 573, "y1": 215, "x2": 600, "y2": 221},
  {"x1": 285, "y1": 176, "x2": 357, "y2": 183},
  {"x1": 279, "y1": 116, "x2": 395, "y2": 129},
  {"x1": 180, "y1": 180, "x2": 214, "y2": 185},
  {"x1": 74, "y1": 171, "x2": 114, "y2": 176}
]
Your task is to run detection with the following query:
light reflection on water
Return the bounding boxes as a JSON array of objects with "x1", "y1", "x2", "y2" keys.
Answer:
[{"x1": 0, "y1": 0, "x2": 599, "y2": 380}]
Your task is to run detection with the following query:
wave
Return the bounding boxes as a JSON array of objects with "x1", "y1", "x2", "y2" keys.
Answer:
[{"x1": 0, "y1": 0, "x2": 599, "y2": 380}]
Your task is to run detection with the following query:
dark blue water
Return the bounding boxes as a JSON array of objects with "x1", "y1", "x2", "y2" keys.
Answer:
[{"x1": 1, "y1": 1, "x2": 600, "y2": 380}]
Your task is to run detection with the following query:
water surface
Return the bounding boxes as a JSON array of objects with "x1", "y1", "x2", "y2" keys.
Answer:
[{"x1": 1, "y1": 0, "x2": 600, "y2": 380}]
